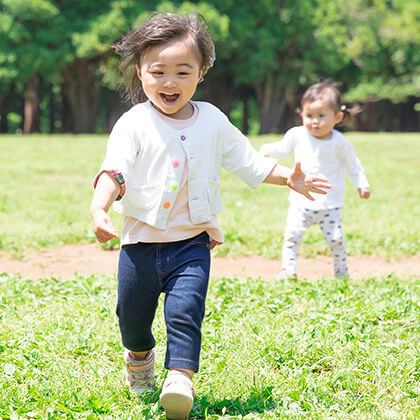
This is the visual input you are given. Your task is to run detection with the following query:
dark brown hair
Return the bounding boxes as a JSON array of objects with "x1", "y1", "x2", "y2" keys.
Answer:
[
  {"x1": 300, "y1": 81, "x2": 360, "y2": 126},
  {"x1": 114, "y1": 12, "x2": 215, "y2": 104}
]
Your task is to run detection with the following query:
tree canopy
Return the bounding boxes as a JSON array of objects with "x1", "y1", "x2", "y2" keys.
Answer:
[{"x1": 0, "y1": 0, "x2": 419, "y2": 134}]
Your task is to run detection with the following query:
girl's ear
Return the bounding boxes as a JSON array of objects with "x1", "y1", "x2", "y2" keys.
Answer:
[
  {"x1": 335, "y1": 111, "x2": 344, "y2": 124},
  {"x1": 135, "y1": 64, "x2": 142, "y2": 81}
]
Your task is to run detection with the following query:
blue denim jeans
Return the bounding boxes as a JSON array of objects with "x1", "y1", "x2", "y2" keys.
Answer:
[{"x1": 117, "y1": 232, "x2": 211, "y2": 372}]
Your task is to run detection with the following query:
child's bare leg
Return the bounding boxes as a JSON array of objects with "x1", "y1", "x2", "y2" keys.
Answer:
[
  {"x1": 131, "y1": 350, "x2": 150, "y2": 360},
  {"x1": 170, "y1": 368, "x2": 193, "y2": 378}
]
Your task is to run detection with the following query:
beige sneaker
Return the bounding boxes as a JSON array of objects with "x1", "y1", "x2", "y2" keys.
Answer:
[
  {"x1": 160, "y1": 370, "x2": 194, "y2": 420},
  {"x1": 123, "y1": 349, "x2": 155, "y2": 395}
]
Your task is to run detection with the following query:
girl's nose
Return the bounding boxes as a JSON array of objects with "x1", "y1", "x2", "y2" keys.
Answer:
[{"x1": 163, "y1": 77, "x2": 176, "y2": 87}]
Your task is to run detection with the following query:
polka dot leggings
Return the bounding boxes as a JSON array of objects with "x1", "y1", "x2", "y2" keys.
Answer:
[{"x1": 282, "y1": 205, "x2": 349, "y2": 278}]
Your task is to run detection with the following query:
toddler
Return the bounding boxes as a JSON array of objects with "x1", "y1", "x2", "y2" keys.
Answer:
[
  {"x1": 90, "y1": 13, "x2": 330, "y2": 419},
  {"x1": 261, "y1": 81, "x2": 370, "y2": 280}
]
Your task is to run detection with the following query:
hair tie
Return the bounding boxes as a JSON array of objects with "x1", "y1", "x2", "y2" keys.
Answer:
[{"x1": 341, "y1": 104, "x2": 347, "y2": 111}]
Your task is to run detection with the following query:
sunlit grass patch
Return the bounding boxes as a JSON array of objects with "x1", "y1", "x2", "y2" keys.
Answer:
[{"x1": 1, "y1": 272, "x2": 418, "y2": 418}]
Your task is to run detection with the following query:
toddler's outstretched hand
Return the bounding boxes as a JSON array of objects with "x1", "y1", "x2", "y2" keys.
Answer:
[
  {"x1": 287, "y1": 162, "x2": 331, "y2": 201},
  {"x1": 358, "y1": 188, "x2": 370, "y2": 199},
  {"x1": 91, "y1": 208, "x2": 119, "y2": 243}
]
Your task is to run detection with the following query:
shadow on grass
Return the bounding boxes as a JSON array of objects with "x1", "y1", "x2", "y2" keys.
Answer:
[
  {"x1": 135, "y1": 386, "x2": 276, "y2": 419},
  {"x1": 191, "y1": 386, "x2": 276, "y2": 418}
]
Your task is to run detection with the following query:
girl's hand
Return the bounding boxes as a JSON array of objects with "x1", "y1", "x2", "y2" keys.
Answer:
[
  {"x1": 287, "y1": 162, "x2": 331, "y2": 201},
  {"x1": 358, "y1": 187, "x2": 370, "y2": 199},
  {"x1": 91, "y1": 208, "x2": 119, "y2": 243}
]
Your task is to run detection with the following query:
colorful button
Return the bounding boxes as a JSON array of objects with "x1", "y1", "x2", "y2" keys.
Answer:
[
  {"x1": 170, "y1": 181, "x2": 178, "y2": 191},
  {"x1": 180, "y1": 135, "x2": 186, "y2": 141},
  {"x1": 163, "y1": 201, "x2": 171, "y2": 209},
  {"x1": 171, "y1": 158, "x2": 180, "y2": 168}
]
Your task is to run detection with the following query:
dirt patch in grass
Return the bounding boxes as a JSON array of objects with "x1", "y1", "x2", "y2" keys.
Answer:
[{"x1": 0, "y1": 243, "x2": 418, "y2": 280}]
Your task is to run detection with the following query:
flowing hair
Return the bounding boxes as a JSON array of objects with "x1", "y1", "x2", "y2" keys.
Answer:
[{"x1": 113, "y1": 12, "x2": 215, "y2": 104}]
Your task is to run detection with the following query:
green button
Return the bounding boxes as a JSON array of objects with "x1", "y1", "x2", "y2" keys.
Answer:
[{"x1": 170, "y1": 181, "x2": 178, "y2": 191}]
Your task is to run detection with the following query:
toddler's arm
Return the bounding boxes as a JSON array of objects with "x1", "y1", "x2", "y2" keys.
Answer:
[
  {"x1": 90, "y1": 172, "x2": 121, "y2": 243},
  {"x1": 263, "y1": 162, "x2": 331, "y2": 201},
  {"x1": 260, "y1": 128, "x2": 296, "y2": 159}
]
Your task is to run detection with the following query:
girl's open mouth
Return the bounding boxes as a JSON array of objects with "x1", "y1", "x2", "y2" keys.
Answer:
[{"x1": 160, "y1": 93, "x2": 179, "y2": 104}]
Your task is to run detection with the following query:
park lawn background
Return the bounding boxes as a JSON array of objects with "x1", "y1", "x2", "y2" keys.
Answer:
[
  {"x1": 0, "y1": 132, "x2": 419, "y2": 258},
  {"x1": 0, "y1": 133, "x2": 419, "y2": 419}
]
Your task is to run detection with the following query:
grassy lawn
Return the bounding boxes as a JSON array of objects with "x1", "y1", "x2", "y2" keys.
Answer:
[
  {"x1": 0, "y1": 133, "x2": 419, "y2": 419},
  {"x1": 1, "y1": 272, "x2": 418, "y2": 419},
  {"x1": 0, "y1": 133, "x2": 419, "y2": 258}
]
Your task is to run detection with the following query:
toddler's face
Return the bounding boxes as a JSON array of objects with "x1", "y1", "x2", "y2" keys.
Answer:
[
  {"x1": 301, "y1": 99, "x2": 343, "y2": 139},
  {"x1": 136, "y1": 36, "x2": 202, "y2": 119}
]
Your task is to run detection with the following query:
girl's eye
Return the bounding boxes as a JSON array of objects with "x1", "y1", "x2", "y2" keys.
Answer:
[
  {"x1": 178, "y1": 72, "x2": 189, "y2": 76},
  {"x1": 151, "y1": 71, "x2": 163, "y2": 75}
]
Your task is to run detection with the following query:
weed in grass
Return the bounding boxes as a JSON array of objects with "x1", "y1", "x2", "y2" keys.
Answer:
[{"x1": 1, "y1": 272, "x2": 418, "y2": 418}]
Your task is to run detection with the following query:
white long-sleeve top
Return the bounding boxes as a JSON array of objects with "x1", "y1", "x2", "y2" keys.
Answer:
[
  {"x1": 95, "y1": 100, "x2": 277, "y2": 229},
  {"x1": 260, "y1": 126, "x2": 369, "y2": 210}
]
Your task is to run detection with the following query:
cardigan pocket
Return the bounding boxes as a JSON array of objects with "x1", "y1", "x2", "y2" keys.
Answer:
[
  {"x1": 207, "y1": 179, "x2": 223, "y2": 214},
  {"x1": 126, "y1": 185, "x2": 160, "y2": 210}
]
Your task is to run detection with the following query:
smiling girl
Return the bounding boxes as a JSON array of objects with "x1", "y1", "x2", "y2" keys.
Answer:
[{"x1": 90, "y1": 13, "x2": 330, "y2": 419}]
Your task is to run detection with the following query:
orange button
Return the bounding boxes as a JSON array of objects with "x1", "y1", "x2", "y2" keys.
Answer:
[{"x1": 163, "y1": 201, "x2": 171, "y2": 209}]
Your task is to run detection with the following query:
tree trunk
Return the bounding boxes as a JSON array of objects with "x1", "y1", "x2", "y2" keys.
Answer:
[
  {"x1": 105, "y1": 90, "x2": 129, "y2": 133},
  {"x1": 61, "y1": 57, "x2": 102, "y2": 133},
  {"x1": 355, "y1": 101, "x2": 378, "y2": 131},
  {"x1": 48, "y1": 84, "x2": 56, "y2": 133},
  {"x1": 255, "y1": 76, "x2": 296, "y2": 134},
  {"x1": 399, "y1": 96, "x2": 418, "y2": 132},
  {"x1": 0, "y1": 110, "x2": 8, "y2": 133},
  {"x1": 59, "y1": 83, "x2": 73, "y2": 133},
  {"x1": 23, "y1": 73, "x2": 41, "y2": 134},
  {"x1": 0, "y1": 86, "x2": 14, "y2": 133},
  {"x1": 198, "y1": 70, "x2": 236, "y2": 116},
  {"x1": 242, "y1": 96, "x2": 249, "y2": 135}
]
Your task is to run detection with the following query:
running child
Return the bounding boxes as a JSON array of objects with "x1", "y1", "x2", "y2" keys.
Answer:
[
  {"x1": 261, "y1": 81, "x2": 370, "y2": 280},
  {"x1": 90, "y1": 12, "x2": 331, "y2": 419}
]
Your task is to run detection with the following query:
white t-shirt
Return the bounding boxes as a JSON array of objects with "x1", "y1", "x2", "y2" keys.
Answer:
[{"x1": 260, "y1": 126, "x2": 369, "y2": 210}]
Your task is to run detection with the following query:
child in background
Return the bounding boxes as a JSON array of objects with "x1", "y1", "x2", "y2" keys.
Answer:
[
  {"x1": 90, "y1": 12, "x2": 330, "y2": 419},
  {"x1": 261, "y1": 81, "x2": 370, "y2": 280}
]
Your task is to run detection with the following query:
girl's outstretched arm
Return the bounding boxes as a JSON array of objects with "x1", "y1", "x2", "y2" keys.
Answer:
[
  {"x1": 90, "y1": 172, "x2": 121, "y2": 243},
  {"x1": 263, "y1": 161, "x2": 331, "y2": 201}
]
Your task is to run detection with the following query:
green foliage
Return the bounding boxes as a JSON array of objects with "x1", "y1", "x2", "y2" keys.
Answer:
[
  {"x1": 0, "y1": 272, "x2": 418, "y2": 418},
  {"x1": 344, "y1": 0, "x2": 420, "y2": 102}
]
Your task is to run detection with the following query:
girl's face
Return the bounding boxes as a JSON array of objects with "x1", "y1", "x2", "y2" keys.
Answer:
[
  {"x1": 301, "y1": 99, "x2": 343, "y2": 139},
  {"x1": 136, "y1": 36, "x2": 203, "y2": 119}
]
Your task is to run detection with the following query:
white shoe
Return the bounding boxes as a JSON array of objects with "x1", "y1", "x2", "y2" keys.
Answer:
[
  {"x1": 160, "y1": 370, "x2": 194, "y2": 420},
  {"x1": 275, "y1": 270, "x2": 297, "y2": 281}
]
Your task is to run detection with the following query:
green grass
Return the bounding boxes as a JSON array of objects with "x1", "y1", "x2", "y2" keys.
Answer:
[
  {"x1": 1, "y1": 272, "x2": 418, "y2": 419},
  {"x1": 1, "y1": 133, "x2": 419, "y2": 418},
  {"x1": 0, "y1": 132, "x2": 419, "y2": 258}
]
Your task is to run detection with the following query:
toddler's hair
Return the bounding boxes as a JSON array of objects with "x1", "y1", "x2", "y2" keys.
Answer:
[
  {"x1": 114, "y1": 12, "x2": 216, "y2": 104},
  {"x1": 300, "y1": 81, "x2": 360, "y2": 126}
]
